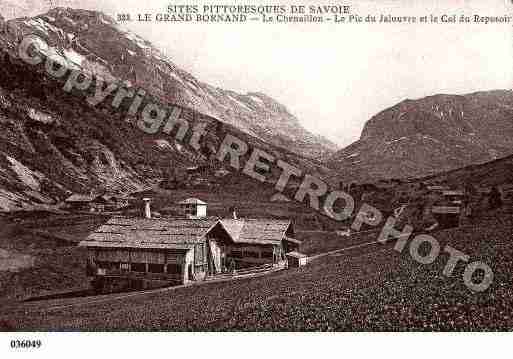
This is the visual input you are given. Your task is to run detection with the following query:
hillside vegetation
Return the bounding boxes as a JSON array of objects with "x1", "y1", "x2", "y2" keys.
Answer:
[{"x1": 2, "y1": 215, "x2": 512, "y2": 331}]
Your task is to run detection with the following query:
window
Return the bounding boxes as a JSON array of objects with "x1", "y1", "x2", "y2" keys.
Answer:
[
  {"x1": 148, "y1": 264, "x2": 165, "y2": 273},
  {"x1": 120, "y1": 263, "x2": 129, "y2": 271},
  {"x1": 195, "y1": 243, "x2": 206, "y2": 264},
  {"x1": 131, "y1": 263, "x2": 146, "y2": 272},
  {"x1": 244, "y1": 251, "x2": 260, "y2": 258},
  {"x1": 167, "y1": 264, "x2": 182, "y2": 274},
  {"x1": 230, "y1": 250, "x2": 243, "y2": 258},
  {"x1": 261, "y1": 251, "x2": 273, "y2": 259},
  {"x1": 97, "y1": 261, "x2": 119, "y2": 270}
]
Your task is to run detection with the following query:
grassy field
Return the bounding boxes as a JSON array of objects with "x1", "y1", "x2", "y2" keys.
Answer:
[
  {"x1": 0, "y1": 214, "x2": 98, "y2": 305},
  {"x1": 2, "y1": 216, "x2": 512, "y2": 331},
  {"x1": 297, "y1": 229, "x2": 381, "y2": 256},
  {"x1": 0, "y1": 195, "x2": 348, "y2": 307}
]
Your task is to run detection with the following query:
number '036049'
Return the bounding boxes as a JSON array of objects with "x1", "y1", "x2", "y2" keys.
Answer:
[{"x1": 10, "y1": 339, "x2": 42, "y2": 349}]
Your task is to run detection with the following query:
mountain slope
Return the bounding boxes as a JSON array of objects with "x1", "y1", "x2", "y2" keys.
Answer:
[
  {"x1": 5, "y1": 8, "x2": 336, "y2": 159},
  {"x1": 328, "y1": 91, "x2": 513, "y2": 182},
  {"x1": 0, "y1": 9, "x2": 334, "y2": 210}
]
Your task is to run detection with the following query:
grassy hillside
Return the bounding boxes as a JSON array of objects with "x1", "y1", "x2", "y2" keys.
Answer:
[
  {"x1": 2, "y1": 215, "x2": 512, "y2": 331},
  {"x1": 0, "y1": 213, "x2": 105, "y2": 305}
]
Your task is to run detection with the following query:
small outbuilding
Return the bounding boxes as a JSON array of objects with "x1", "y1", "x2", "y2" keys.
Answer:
[
  {"x1": 270, "y1": 193, "x2": 291, "y2": 202},
  {"x1": 286, "y1": 251, "x2": 308, "y2": 268},
  {"x1": 178, "y1": 198, "x2": 208, "y2": 218}
]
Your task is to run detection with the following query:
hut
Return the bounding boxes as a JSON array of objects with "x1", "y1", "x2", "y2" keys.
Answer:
[
  {"x1": 178, "y1": 198, "x2": 208, "y2": 218},
  {"x1": 430, "y1": 189, "x2": 467, "y2": 229},
  {"x1": 286, "y1": 251, "x2": 308, "y2": 268}
]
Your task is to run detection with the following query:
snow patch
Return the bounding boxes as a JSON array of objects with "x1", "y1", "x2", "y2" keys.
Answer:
[
  {"x1": 27, "y1": 108, "x2": 54, "y2": 124},
  {"x1": 64, "y1": 48, "x2": 85, "y2": 66},
  {"x1": 228, "y1": 95, "x2": 251, "y2": 111},
  {"x1": 25, "y1": 19, "x2": 48, "y2": 35},
  {"x1": 124, "y1": 31, "x2": 151, "y2": 50},
  {"x1": 6, "y1": 155, "x2": 41, "y2": 191},
  {"x1": 346, "y1": 152, "x2": 360, "y2": 158},
  {"x1": 250, "y1": 95, "x2": 264, "y2": 105},
  {"x1": 385, "y1": 137, "x2": 407, "y2": 145},
  {"x1": 100, "y1": 15, "x2": 114, "y2": 25},
  {"x1": 168, "y1": 72, "x2": 185, "y2": 86}
]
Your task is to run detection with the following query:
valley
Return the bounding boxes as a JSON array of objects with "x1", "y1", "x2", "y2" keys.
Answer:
[{"x1": 0, "y1": 6, "x2": 512, "y2": 332}]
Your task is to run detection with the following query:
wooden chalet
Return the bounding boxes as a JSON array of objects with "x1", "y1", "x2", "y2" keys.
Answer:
[
  {"x1": 64, "y1": 193, "x2": 131, "y2": 213},
  {"x1": 212, "y1": 219, "x2": 300, "y2": 269},
  {"x1": 64, "y1": 194, "x2": 104, "y2": 212},
  {"x1": 286, "y1": 251, "x2": 308, "y2": 268},
  {"x1": 80, "y1": 217, "x2": 217, "y2": 292},
  {"x1": 79, "y1": 199, "x2": 300, "y2": 292}
]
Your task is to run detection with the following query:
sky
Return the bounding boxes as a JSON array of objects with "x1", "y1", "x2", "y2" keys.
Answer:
[{"x1": 5, "y1": 0, "x2": 513, "y2": 147}]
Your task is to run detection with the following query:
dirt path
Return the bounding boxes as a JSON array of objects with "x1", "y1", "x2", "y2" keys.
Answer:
[
  {"x1": 7, "y1": 236, "x2": 396, "y2": 314},
  {"x1": 10, "y1": 264, "x2": 287, "y2": 314}
]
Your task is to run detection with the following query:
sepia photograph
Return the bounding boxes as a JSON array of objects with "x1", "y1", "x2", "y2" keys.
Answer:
[{"x1": 0, "y1": 0, "x2": 512, "y2": 355}]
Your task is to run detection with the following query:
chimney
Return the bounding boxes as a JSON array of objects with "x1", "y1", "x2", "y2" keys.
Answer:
[
  {"x1": 143, "y1": 198, "x2": 151, "y2": 219},
  {"x1": 232, "y1": 207, "x2": 237, "y2": 220}
]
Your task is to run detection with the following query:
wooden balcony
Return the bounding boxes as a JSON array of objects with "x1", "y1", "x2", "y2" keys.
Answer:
[{"x1": 95, "y1": 268, "x2": 182, "y2": 281}]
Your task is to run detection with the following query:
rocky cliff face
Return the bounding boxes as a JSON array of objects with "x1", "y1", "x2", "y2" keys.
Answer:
[
  {"x1": 6, "y1": 8, "x2": 336, "y2": 159},
  {"x1": 328, "y1": 91, "x2": 513, "y2": 182},
  {"x1": 0, "y1": 8, "x2": 334, "y2": 210}
]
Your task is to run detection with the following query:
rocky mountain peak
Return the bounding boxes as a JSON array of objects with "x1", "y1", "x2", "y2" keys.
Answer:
[{"x1": 329, "y1": 90, "x2": 513, "y2": 182}]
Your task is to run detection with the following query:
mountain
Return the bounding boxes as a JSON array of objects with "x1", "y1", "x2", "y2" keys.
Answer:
[
  {"x1": 6, "y1": 8, "x2": 337, "y2": 159},
  {"x1": 0, "y1": 8, "x2": 334, "y2": 210},
  {"x1": 327, "y1": 91, "x2": 513, "y2": 182}
]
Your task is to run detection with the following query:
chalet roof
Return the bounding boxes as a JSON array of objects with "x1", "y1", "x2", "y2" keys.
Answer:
[
  {"x1": 284, "y1": 236, "x2": 301, "y2": 244},
  {"x1": 442, "y1": 190, "x2": 465, "y2": 196},
  {"x1": 219, "y1": 219, "x2": 294, "y2": 245},
  {"x1": 270, "y1": 193, "x2": 291, "y2": 202},
  {"x1": 79, "y1": 216, "x2": 217, "y2": 250},
  {"x1": 286, "y1": 251, "x2": 307, "y2": 259},
  {"x1": 99, "y1": 194, "x2": 117, "y2": 202},
  {"x1": 65, "y1": 194, "x2": 99, "y2": 203},
  {"x1": 179, "y1": 198, "x2": 207, "y2": 205}
]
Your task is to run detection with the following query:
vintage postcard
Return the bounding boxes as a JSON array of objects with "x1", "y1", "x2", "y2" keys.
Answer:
[{"x1": 0, "y1": 0, "x2": 512, "y2": 356}]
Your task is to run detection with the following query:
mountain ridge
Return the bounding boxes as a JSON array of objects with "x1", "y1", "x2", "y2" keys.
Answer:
[
  {"x1": 328, "y1": 90, "x2": 513, "y2": 182},
  {"x1": 10, "y1": 7, "x2": 337, "y2": 160},
  {"x1": 0, "y1": 8, "x2": 334, "y2": 210}
]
